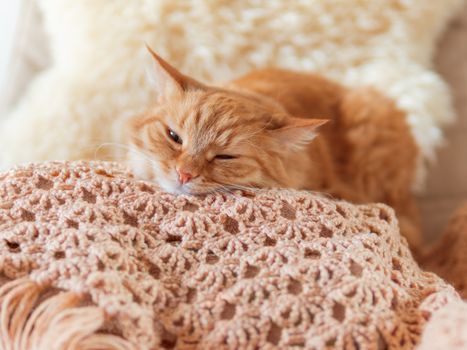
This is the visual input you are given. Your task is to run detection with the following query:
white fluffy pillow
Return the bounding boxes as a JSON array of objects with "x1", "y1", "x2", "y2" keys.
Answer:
[{"x1": 0, "y1": 0, "x2": 463, "y2": 189}]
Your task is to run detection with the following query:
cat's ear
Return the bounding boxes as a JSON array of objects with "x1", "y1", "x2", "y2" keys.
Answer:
[
  {"x1": 270, "y1": 117, "x2": 328, "y2": 150},
  {"x1": 146, "y1": 45, "x2": 205, "y2": 101}
]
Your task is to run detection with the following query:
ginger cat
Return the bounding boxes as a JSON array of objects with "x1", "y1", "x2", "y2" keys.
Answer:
[{"x1": 127, "y1": 48, "x2": 420, "y2": 248}]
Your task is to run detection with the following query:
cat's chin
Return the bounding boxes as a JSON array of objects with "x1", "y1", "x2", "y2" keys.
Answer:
[
  {"x1": 170, "y1": 187, "x2": 196, "y2": 195},
  {"x1": 158, "y1": 184, "x2": 186, "y2": 195},
  {"x1": 154, "y1": 176, "x2": 224, "y2": 195},
  {"x1": 159, "y1": 183, "x2": 220, "y2": 196},
  {"x1": 158, "y1": 182, "x2": 203, "y2": 196}
]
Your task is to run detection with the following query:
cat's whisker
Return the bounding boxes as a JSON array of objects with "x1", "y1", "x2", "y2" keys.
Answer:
[
  {"x1": 193, "y1": 183, "x2": 241, "y2": 198},
  {"x1": 94, "y1": 142, "x2": 159, "y2": 169},
  {"x1": 218, "y1": 182, "x2": 333, "y2": 199},
  {"x1": 218, "y1": 182, "x2": 262, "y2": 193},
  {"x1": 217, "y1": 186, "x2": 246, "y2": 199},
  {"x1": 94, "y1": 142, "x2": 140, "y2": 157}
]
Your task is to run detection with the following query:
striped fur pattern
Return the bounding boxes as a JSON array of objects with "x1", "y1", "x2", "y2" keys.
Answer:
[{"x1": 128, "y1": 49, "x2": 420, "y2": 247}]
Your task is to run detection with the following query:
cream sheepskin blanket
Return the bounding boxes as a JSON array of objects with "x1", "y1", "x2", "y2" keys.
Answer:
[
  {"x1": 0, "y1": 161, "x2": 466, "y2": 350},
  {"x1": 0, "y1": 0, "x2": 464, "y2": 190}
]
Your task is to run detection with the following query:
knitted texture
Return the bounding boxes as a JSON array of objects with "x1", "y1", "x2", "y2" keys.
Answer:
[{"x1": 0, "y1": 161, "x2": 461, "y2": 349}]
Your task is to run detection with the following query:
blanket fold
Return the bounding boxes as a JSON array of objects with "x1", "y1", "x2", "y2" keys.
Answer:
[{"x1": 0, "y1": 161, "x2": 465, "y2": 349}]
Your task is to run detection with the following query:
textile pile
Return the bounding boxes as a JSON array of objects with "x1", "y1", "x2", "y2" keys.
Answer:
[{"x1": 0, "y1": 161, "x2": 465, "y2": 349}]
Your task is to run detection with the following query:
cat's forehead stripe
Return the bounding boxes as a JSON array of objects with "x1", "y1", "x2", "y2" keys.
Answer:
[{"x1": 158, "y1": 89, "x2": 270, "y2": 155}]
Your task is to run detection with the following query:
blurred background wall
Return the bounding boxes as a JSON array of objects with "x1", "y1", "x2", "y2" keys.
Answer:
[{"x1": 0, "y1": 0, "x2": 22, "y2": 97}]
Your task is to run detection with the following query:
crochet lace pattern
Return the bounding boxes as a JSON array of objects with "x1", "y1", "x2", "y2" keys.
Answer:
[{"x1": 0, "y1": 161, "x2": 462, "y2": 349}]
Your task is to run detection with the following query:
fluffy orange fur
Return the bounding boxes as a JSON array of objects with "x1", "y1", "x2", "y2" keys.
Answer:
[{"x1": 127, "y1": 48, "x2": 420, "y2": 247}]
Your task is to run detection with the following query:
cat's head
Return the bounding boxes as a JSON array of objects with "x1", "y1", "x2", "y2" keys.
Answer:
[{"x1": 127, "y1": 47, "x2": 326, "y2": 194}]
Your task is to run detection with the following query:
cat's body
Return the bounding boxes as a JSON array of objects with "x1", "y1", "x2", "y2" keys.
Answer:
[{"x1": 128, "y1": 49, "x2": 420, "y2": 247}]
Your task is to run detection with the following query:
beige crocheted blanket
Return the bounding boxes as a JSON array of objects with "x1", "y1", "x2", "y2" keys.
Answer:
[{"x1": 0, "y1": 161, "x2": 465, "y2": 350}]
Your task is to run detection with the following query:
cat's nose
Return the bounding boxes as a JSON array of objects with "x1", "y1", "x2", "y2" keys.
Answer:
[{"x1": 177, "y1": 169, "x2": 195, "y2": 185}]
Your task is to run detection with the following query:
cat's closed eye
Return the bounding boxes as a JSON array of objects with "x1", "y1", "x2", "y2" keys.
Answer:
[
  {"x1": 215, "y1": 154, "x2": 236, "y2": 160},
  {"x1": 167, "y1": 128, "x2": 182, "y2": 144}
]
